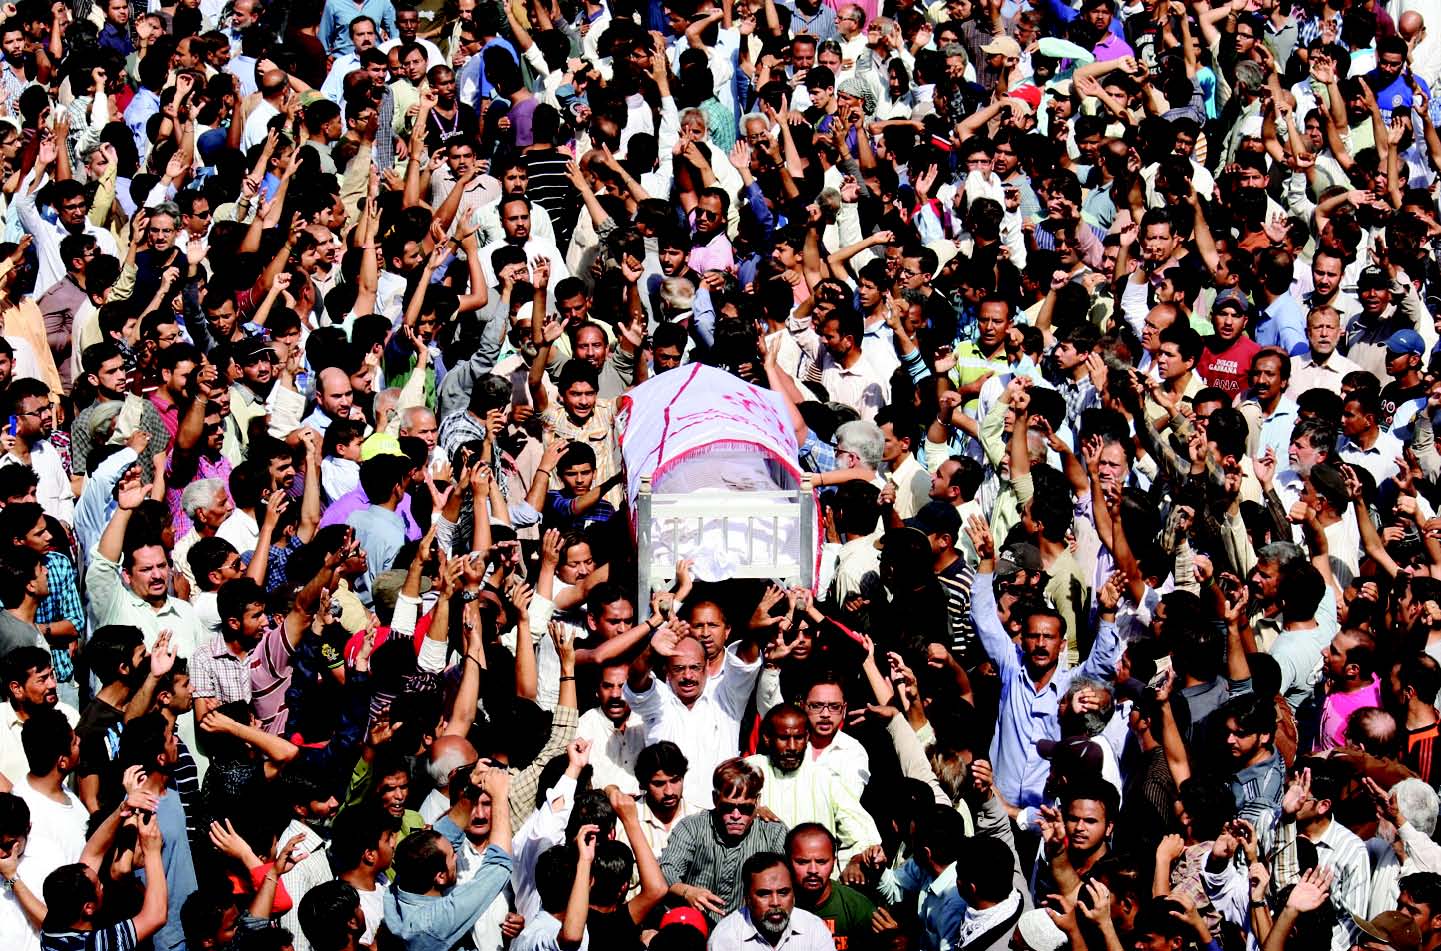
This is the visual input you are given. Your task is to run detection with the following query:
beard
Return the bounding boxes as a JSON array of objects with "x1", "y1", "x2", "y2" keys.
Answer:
[{"x1": 756, "y1": 909, "x2": 790, "y2": 938}]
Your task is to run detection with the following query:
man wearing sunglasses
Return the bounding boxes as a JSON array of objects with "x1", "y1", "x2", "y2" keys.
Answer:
[{"x1": 659, "y1": 757, "x2": 787, "y2": 924}]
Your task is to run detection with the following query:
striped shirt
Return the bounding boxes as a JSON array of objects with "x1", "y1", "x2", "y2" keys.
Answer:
[
  {"x1": 41, "y1": 920, "x2": 137, "y2": 951},
  {"x1": 1406, "y1": 722, "x2": 1441, "y2": 786},
  {"x1": 523, "y1": 149, "x2": 580, "y2": 249},
  {"x1": 659, "y1": 811, "x2": 789, "y2": 924}
]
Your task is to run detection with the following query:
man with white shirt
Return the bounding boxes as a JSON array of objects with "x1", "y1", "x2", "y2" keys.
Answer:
[
  {"x1": 1339, "y1": 388, "x2": 1404, "y2": 486},
  {"x1": 1288, "y1": 306, "x2": 1364, "y2": 400},
  {"x1": 576, "y1": 661, "x2": 648, "y2": 794},
  {"x1": 478, "y1": 197, "x2": 571, "y2": 291},
  {"x1": 624, "y1": 618, "x2": 762, "y2": 808},
  {"x1": 9, "y1": 709, "x2": 86, "y2": 903},
  {"x1": 15, "y1": 169, "x2": 119, "y2": 301},
  {"x1": 378, "y1": 4, "x2": 445, "y2": 67},
  {"x1": 1274, "y1": 416, "x2": 1337, "y2": 517},
  {"x1": 0, "y1": 648, "x2": 79, "y2": 790},
  {"x1": 1, "y1": 380, "x2": 75, "y2": 527},
  {"x1": 241, "y1": 69, "x2": 292, "y2": 152},
  {"x1": 709, "y1": 853, "x2": 837, "y2": 951},
  {"x1": 790, "y1": 307, "x2": 890, "y2": 421},
  {"x1": 799, "y1": 678, "x2": 870, "y2": 800}
]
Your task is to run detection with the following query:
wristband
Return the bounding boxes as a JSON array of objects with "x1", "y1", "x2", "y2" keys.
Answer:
[{"x1": 559, "y1": 675, "x2": 575, "y2": 682}]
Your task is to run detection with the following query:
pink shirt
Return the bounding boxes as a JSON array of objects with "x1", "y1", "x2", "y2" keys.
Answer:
[
  {"x1": 688, "y1": 231, "x2": 735, "y2": 274},
  {"x1": 1318, "y1": 675, "x2": 1382, "y2": 752}
]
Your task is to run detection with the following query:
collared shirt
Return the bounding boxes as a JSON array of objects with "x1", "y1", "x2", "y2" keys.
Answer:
[
  {"x1": 972, "y1": 571, "x2": 1123, "y2": 808},
  {"x1": 1255, "y1": 293, "x2": 1306, "y2": 354},
  {"x1": 659, "y1": 811, "x2": 790, "y2": 924},
  {"x1": 877, "y1": 860, "x2": 967, "y2": 951},
  {"x1": 810, "y1": 732, "x2": 870, "y2": 802},
  {"x1": 1311, "y1": 818, "x2": 1371, "y2": 951},
  {"x1": 0, "y1": 702, "x2": 79, "y2": 787},
  {"x1": 84, "y1": 548, "x2": 203, "y2": 658},
  {"x1": 743, "y1": 755, "x2": 881, "y2": 866},
  {"x1": 575, "y1": 707, "x2": 648, "y2": 794},
  {"x1": 0, "y1": 442, "x2": 75, "y2": 527},
  {"x1": 1339, "y1": 430, "x2": 1405, "y2": 486},
  {"x1": 349, "y1": 504, "x2": 408, "y2": 606},
  {"x1": 887, "y1": 453, "x2": 931, "y2": 520},
  {"x1": 382, "y1": 845, "x2": 515, "y2": 951},
  {"x1": 625, "y1": 645, "x2": 762, "y2": 807},
  {"x1": 1286, "y1": 349, "x2": 1364, "y2": 401},
  {"x1": 277, "y1": 820, "x2": 333, "y2": 951},
  {"x1": 189, "y1": 633, "x2": 253, "y2": 706},
  {"x1": 36, "y1": 551, "x2": 83, "y2": 683},
  {"x1": 710, "y1": 906, "x2": 838, "y2": 951}
]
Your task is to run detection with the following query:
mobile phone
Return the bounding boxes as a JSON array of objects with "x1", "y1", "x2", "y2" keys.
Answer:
[
  {"x1": 1148, "y1": 655, "x2": 1173, "y2": 690},
  {"x1": 5, "y1": 416, "x2": 15, "y2": 437}
]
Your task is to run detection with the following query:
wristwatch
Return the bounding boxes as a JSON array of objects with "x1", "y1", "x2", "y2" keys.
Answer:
[
  {"x1": 0, "y1": 877, "x2": 13, "y2": 892},
  {"x1": 460, "y1": 590, "x2": 478, "y2": 603}
]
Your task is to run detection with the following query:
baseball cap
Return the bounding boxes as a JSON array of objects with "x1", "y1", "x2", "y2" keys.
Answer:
[
  {"x1": 1009, "y1": 83, "x2": 1042, "y2": 110},
  {"x1": 1036, "y1": 735, "x2": 1105, "y2": 773},
  {"x1": 372, "y1": 568, "x2": 432, "y2": 621},
  {"x1": 1212, "y1": 288, "x2": 1249, "y2": 315},
  {"x1": 659, "y1": 907, "x2": 710, "y2": 938},
  {"x1": 906, "y1": 500, "x2": 962, "y2": 538},
  {"x1": 982, "y1": 36, "x2": 1022, "y2": 58},
  {"x1": 360, "y1": 432, "x2": 405, "y2": 460},
  {"x1": 1358, "y1": 265, "x2": 1391, "y2": 290},
  {"x1": 1386, "y1": 328, "x2": 1426, "y2": 356},
  {"x1": 1352, "y1": 911, "x2": 1421, "y2": 951},
  {"x1": 237, "y1": 337, "x2": 278, "y2": 364},
  {"x1": 996, "y1": 542, "x2": 1043, "y2": 578}
]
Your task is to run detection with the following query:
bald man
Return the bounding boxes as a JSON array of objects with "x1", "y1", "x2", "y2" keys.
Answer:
[
  {"x1": 420, "y1": 735, "x2": 478, "y2": 824},
  {"x1": 242, "y1": 68, "x2": 292, "y2": 152},
  {"x1": 1402, "y1": 7, "x2": 1441, "y2": 89},
  {"x1": 303, "y1": 367, "x2": 363, "y2": 433}
]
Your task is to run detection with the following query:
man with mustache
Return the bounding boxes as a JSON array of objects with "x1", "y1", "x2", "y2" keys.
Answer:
[
  {"x1": 710, "y1": 852, "x2": 835, "y2": 950},
  {"x1": 745, "y1": 705, "x2": 881, "y2": 869},
  {"x1": 576, "y1": 660, "x2": 648, "y2": 794},
  {"x1": 625, "y1": 617, "x2": 762, "y2": 807},
  {"x1": 786, "y1": 824, "x2": 876, "y2": 951}
]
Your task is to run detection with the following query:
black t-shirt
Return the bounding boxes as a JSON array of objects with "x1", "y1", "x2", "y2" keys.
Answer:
[
  {"x1": 75, "y1": 699, "x2": 125, "y2": 780},
  {"x1": 1379, "y1": 381, "x2": 1425, "y2": 429},
  {"x1": 586, "y1": 906, "x2": 642, "y2": 951}
]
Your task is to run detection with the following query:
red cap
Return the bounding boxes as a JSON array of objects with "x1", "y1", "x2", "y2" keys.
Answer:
[
  {"x1": 1008, "y1": 83, "x2": 1042, "y2": 110},
  {"x1": 660, "y1": 907, "x2": 710, "y2": 937}
]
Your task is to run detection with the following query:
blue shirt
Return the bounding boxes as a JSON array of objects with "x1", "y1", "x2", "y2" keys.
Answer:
[
  {"x1": 347, "y1": 504, "x2": 407, "y2": 606},
  {"x1": 319, "y1": 0, "x2": 397, "y2": 54},
  {"x1": 1255, "y1": 294, "x2": 1306, "y2": 354},
  {"x1": 143, "y1": 787, "x2": 198, "y2": 951},
  {"x1": 123, "y1": 89, "x2": 161, "y2": 157},
  {"x1": 973, "y1": 571, "x2": 1123, "y2": 809},
  {"x1": 382, "y1": 844, "x2": 515, "y2": 951}
]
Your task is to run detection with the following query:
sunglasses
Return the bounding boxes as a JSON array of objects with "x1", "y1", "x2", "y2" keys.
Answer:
[{"x1": 718, "y1": 800, "x2": 756, "y2": 815}]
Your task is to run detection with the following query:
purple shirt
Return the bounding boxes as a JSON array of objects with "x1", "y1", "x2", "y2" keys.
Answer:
[
  {"x1": 318, "y1": 483, "x2": 423, "y2": 541},
  {"x1": 1092, "y1": 31, "x2": 1135, "y2": 62},
  {"x1": 1318, "y1": 675, "x2": 1382, "y2": 752}
]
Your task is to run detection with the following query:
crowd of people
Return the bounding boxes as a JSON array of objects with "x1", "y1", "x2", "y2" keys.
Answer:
[{"x1": 2, "y1": 0, "x2": 1441, "y2": 948}]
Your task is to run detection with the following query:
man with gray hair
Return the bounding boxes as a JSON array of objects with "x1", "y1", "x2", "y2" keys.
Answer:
[
  {"x1": 173, "y1": 477, "x2": 234, "y2": 600},
  {"x1": 1368, "y1": 777, "x2": 1441, "y2": 916},
  {"x1": 419, "y1": 734, "x2": 479, "y2": 825}
]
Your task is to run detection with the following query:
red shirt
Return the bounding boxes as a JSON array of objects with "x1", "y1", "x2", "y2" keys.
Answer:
[{"x1": 1199, "y1": 335, "x2": 1261, "y2": 399}]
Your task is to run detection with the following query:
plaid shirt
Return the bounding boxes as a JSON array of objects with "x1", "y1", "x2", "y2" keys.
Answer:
[
  {"x1": 37, "y1": 551, "x2": 83, "y2": 682},
  {"x1": 190, "y1": 633, "x2": 255, "y2": 704},
  {"x1": 1297, "y1": 10, "x2": 1343, "y2": 47}
]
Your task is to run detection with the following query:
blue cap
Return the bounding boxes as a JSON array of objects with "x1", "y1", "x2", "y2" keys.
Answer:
[{"x1": 1386, "y1": 329, "x2": 1426, "y2": 356}]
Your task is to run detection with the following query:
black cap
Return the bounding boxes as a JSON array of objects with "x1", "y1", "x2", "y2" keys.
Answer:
[
  {"x1": 906, "y1": 500, "x2": 962, "y2": 538},
  {"x1": 1358, "y1": 265, "x2": 1390, "y2": 290}
]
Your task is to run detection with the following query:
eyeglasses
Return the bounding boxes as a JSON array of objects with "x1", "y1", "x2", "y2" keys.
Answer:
[
  {"x1": 718, "y1": 800, "x2": 757, "y2": 816},
  {"x1": 806, "y1": 701, "x2": 844, "y2": 713}
]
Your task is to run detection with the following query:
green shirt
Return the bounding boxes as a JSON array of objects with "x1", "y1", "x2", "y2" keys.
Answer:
[{"x1": 810, "y1": 882, "x2": 877, "y2": 951}]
